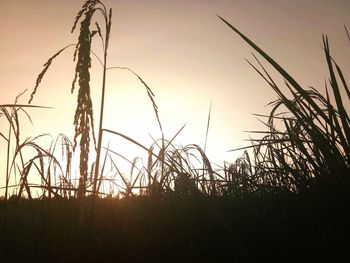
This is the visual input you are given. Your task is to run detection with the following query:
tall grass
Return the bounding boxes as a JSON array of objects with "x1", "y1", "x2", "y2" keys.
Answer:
[
  {"x1": 1, "y1": 1, "x2": 348, "y2": 202},
  {"x1": 0, "y1": 92, "x2": 53, "y2": 200},
  {"x1": 1, "y1": 2, "x2": 350, "y2": 262},
  {"x1": 220, "y1": 16, "x2": 350, "y2": 196},
  {"x1": 27, "y1": 0, "x2": 165, "y2": 199}
]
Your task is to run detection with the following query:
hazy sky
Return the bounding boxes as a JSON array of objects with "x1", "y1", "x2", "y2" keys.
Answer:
[{"x1": 1, "y1": 0, "x2": 349, "y2": 178}]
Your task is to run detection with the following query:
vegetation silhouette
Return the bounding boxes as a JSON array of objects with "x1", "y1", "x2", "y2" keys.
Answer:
[{"x1": 1, "y1": 0, "x2": 350, "y2": 262}]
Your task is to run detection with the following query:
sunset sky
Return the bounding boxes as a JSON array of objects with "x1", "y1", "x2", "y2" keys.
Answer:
[{"x1": 1, "y1": 0, "x2": 349, "y2": 185}]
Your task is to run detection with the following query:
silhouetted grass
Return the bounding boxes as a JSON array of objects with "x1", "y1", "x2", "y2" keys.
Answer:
[
  {"x1": 221, "y1": 16, "x2": 350, "y2": 197},
  {"x1": 1, "y1": 1, "x2": 350, "y2": 262}
]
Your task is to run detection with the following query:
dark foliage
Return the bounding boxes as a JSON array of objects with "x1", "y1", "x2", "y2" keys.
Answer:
[{"x1": 1, "y1": 192, "x2": 349, "y2": 262}]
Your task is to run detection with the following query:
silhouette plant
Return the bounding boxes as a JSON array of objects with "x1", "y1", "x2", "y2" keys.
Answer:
[
  {"x1": 28, "y1": 0, "x2": 111, "y2": 197},
  {"x1": 28, "y1": 0, "x2": 162, "y2": 198},
  {"x1": 220, "y1": 16, "x2": 350, "y2": 194}
]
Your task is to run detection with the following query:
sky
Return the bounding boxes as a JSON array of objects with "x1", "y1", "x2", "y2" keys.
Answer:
[{"x1": 0, "y1": 0, "x2": 349, "y2": 192}]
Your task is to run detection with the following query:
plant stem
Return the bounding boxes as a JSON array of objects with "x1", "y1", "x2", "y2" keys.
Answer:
[
  {"x1": 93, "y1": 9, "x2": 112, "y2": 195},
  {"x1": 5, "y1": 117, "x2": 11, "y2": 200}
]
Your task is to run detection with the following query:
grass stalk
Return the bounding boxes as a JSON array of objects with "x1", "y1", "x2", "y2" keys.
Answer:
[{"x1": 92, "y1": 7, "x2": 112, "y2": 196}]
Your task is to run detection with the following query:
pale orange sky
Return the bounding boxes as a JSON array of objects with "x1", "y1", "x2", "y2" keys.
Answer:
[{"x1": 1, "y1": 0, "x2": 349, "y2": 186}]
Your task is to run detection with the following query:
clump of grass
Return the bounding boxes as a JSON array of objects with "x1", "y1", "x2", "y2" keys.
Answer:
[
  {"x1": 220, "y1": 16, "x2": 350, "y2": 195},
  {"x1": 0, "y1": 92, "x2": 52, "y2": 200}
]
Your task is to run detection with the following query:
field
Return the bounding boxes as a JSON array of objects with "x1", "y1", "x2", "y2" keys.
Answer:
[
  {"x1": 2, "y1": 192, "x2": 350, "y2": 262},
  {"x1": 1, "y1": 1, "x2": 350, "y2": 262}
]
